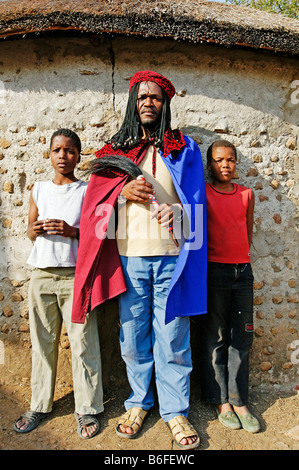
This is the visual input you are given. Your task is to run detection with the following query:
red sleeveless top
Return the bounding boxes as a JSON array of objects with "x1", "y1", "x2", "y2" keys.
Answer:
[{"x1": 206, "y1": 183, "x2": 252, "y2": 263}]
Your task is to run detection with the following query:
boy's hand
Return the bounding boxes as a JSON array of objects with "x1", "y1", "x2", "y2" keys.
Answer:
[
  {"x1": 28, "y1": 220, "x2": 47, "y2": 238},
  {"x1": 42, "y1": 219, "x2": 79, "y2": 239}
]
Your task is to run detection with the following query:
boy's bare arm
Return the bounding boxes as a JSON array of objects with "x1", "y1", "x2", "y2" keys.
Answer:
[{"x1": 27, "y1": 188, "x2": 45, "y2": 241}]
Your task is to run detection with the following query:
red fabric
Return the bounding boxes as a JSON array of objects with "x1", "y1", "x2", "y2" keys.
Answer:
[
  {"x1": 98, "y1": 130, "x2": 185, "y2": 160},
  {"x1": 72, "y1": 132, "x2": 186, "y2": 324},
  {"x1": 129, "y1": 70, "x2": 175, "y2": 100},
  {"x1": 206, "y1": 183, "x2": 252, "y2": 263}
]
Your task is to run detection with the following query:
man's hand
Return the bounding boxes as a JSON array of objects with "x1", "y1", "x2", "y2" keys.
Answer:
[
  {"x1": 150, "y1": 202, "x2": 174, "y2": 228},
  {"x1": 121, "y1": 178, "x2": 155, "y2": 203}
]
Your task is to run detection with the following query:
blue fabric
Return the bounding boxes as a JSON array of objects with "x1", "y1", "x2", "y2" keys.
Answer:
[
  {"x1": 119, "y1": 255, "x2": 192, "y2": 422},
  {"x1": 162, "y1": 135, "x2": 207, "y2": 323}
]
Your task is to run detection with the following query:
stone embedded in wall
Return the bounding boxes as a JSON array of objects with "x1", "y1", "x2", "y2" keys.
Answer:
[
  {"x1": 19, "y1": 307, "x2": 29, "y2": 319},
  {"x1": 1, "y1": 323, "x2": 9, "y2": 334},
  {"x1": 255, "y1": 326, "x2": 263, "y2": 337},
  {"x1": 14, "y1": 200, "x2": 23, "y2": 206},
  {"x1": 2, "y1": 219, "x2": 12, "y2": 228},
  {"x1": 260, "y1": 361, "x2": 272, "y2": 371},
  {"x1": 255, "y1": 310, "x2": 264, "y2": 319},
  {"x1": 273, "y1": 214, "x2": 281, "y2": 224},
  {"x1": 18, "y1": 323, "x2": 29, "y2": 333},
  {"x1": 11, "y1": 281, "x2": 23, "y2": 288},
  {"x1": 247, "y1": 168, "x2": 258, "y2": 177},
  {"x1": 263, "y1": 346, "x2": 274, "y2": 355},
  {"x1": 270, "y1": 180, "x2": 279, "y2": 189},
  {"x1": 10, "y1": 292, "x2": 24, "y2": 302},
  {"x1": 286, "y1": 137, "x2": 296, "y2": 150},
  {"x1": 2, "y1": 306, "x2": 13, "y2": 317},
  {"x1": 250, "y1": 140, "x2": 260, "y2": 148},
  {"x1": 60, "y1": 338, "x2": 70, "y2": 349},
  {"x1": 288, "y1": 308, "x2": 297, "y2": 319},
  {"x1": 3, "y1": 182, "x2": 14, "y2": 193},
  {"x1": 283, "y1": 362, "x2": 293, "y2": 369},
  {"x1": 253, "y1": 281, "x2": 264, "y2": 290},
  {"x1": 254, "y1": 295, "x2": 264, "y2": 305},
  {"x1": 0, "y1": 138, "x2": 11, "y2": 149}
]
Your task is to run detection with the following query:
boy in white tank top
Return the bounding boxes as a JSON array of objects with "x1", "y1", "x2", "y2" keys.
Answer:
[{"x1": 14, "y1": 129, "x2": 104, "y2": 439}]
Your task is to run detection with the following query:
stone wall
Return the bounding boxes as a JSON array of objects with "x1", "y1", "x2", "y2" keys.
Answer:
[{"x1": 0, "y1": 34, "x2": 298, "y2": 392}]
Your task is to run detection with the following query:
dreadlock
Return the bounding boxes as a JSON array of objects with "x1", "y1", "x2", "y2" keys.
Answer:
[{"x1": 109, "y1": 83, "x2": 172, "y2": 151}]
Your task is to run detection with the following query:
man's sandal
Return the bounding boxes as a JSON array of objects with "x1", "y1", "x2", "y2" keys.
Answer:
[
  {"x1": 168, "y1": 415, "x2": 200, "y2": 450},
  {"x1": 14, "y1": 410, "x2": 48, "y2": 433},
  {"x1": 116, "y1": 407, "x2": 148, "y2": 439},
  {"x1": 74, "y1": 412, "x2": 100, "y2": 439}
]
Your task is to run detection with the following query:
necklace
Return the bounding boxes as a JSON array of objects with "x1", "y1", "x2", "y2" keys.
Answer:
[{"x1": 152, "y1": 146, "x2": 156, "y2": 178}]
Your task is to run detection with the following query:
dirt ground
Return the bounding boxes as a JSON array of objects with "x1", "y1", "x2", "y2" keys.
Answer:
[
  {"x1": 1, "y1": 306, "x2": 298, "y2": 454},
  {"x1": 0, "y1": 379, "x2": 298, "y2": 453}
]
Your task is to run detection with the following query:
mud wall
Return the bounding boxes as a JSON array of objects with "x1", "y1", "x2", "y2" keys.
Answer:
[{"x1": 0, "y1": 35, "x2": 298, "y2": 394}]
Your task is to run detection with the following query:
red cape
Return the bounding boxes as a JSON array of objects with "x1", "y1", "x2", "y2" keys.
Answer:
[{"x1": 72, "y1": 132, "x2": 186, "y2": 323}]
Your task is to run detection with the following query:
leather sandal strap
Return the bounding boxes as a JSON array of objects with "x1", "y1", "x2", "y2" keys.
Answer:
[
  {"x1": 168, "y1": 415, "x2": 197, "y2": 442},
  {"x1": 117, "y1": 407, "x2": 147, "y2": 433}
]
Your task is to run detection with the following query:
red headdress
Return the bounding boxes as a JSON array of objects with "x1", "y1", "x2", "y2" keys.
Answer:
[{"x1": 129, "y1": 70, "x2": 175, "y2": 101}]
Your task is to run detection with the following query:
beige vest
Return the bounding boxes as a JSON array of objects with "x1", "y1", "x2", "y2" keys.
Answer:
[{"x1": 116, "y1": 146, "x2": 182, "y2": 256}]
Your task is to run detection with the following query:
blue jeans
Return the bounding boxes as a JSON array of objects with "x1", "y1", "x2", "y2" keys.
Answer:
[
  {"x1": 119, "y1": 256, "x2": 192, "y2": 422},
  {"x1": 200, "y1": 262, "x2": 254, "y2": 407}
]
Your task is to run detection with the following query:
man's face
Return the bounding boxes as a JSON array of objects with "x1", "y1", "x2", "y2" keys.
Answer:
[{"x1": 136, "y1": 81, "x2": 164, "y2": 134}]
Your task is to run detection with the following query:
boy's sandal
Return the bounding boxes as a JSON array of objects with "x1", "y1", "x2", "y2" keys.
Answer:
[
  {"x1": 116, "y1": 407, "x2": 148, "y2": 439},
  {"x1": 74, "y1": 412, "x2": 100, "y2": 439},
  {"x1": 14, "y1": 410, "x2": 48, "y2": 433},
  {"x1": 234, "y1": 412, "x2": 260, "y2": 433},
  {"x1": 215, "y1": 407, "x2": 241, "y2": 430},
  {"x1": 168, "y1": 415, "x2": 200, "y2": 450}
]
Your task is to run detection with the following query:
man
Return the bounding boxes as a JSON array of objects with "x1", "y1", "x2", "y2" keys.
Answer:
[{"x1": 72, "y1": 71, "x2": 207, "y2": 449}]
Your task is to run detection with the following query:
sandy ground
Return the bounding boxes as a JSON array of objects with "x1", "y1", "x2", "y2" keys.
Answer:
[{"x1": 1, "y1": 379, "x2": 298, "y2": 454}]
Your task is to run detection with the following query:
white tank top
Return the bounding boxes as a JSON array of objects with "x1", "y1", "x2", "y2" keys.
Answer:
[{"x1": 27, "y1": 180, "x2": 88, "y2": 268}]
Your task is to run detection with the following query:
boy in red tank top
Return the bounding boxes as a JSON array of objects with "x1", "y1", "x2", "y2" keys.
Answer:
[{"x1": 200, "y1": 140, "x2": 260, "y2": 433}]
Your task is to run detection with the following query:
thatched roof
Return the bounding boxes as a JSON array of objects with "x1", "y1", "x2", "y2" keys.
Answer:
[{"x1": 0, "y1": 0, "x2": 298, "y2": 55}]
